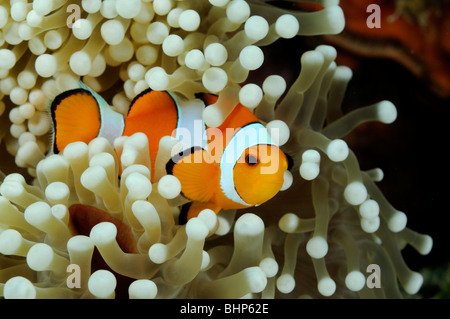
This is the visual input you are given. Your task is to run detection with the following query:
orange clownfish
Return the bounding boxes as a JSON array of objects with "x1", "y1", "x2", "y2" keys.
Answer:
[{"x1": 50, "y1": 83, "x2": 290, "y2": 222}]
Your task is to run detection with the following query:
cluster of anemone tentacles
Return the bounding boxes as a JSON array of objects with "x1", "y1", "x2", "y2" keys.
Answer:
[{"x1": 0, "y1": 0, "x2": 432, "y2": 298}]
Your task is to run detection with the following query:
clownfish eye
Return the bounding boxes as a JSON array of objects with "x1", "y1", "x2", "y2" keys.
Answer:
[{"x1": 245, "y1": 154, "x2": 258, "y2": 166}]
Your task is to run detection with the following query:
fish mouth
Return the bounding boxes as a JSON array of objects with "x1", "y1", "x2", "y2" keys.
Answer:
[{"x1": 239, "y1": 175, "x2": 285, "y2": 206}]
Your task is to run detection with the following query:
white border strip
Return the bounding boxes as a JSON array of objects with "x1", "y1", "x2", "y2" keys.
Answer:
[
  {"x1": 80, "y1": 82, "x2": 125, "y2": 144},
  {"x1": 170, "y1": 92, "x2": 207, "y2": 151},
  {"x1": 219, "y1": 122, "x2": 273, "y2": 206}
]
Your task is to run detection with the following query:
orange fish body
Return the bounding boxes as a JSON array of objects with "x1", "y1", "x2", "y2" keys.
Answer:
[{"x1": 50, "y1": 83, "x2": 288, "y2": 221}]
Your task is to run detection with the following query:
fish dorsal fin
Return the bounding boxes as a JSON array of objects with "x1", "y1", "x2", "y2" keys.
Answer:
[
  {"x1": 124, "y1": 89, "x2": 178, "y2": 171},
  {"x1": 195, "y1": 93, "x2": 218, "y2": 106},
  {"x1": 196, "y1": 92, "x2": 259, "y2": 132},
  {"x1": 169, "y1": 147, "x2": 218, "y2": 203},
  {"x1": 50, "y1": 88, "x2": 101, "y2": 153},
  {"x1": 126, "y1": 89, "x2": 177, "y2": 124}
]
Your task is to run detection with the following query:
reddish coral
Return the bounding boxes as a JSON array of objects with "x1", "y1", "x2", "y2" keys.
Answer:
[
  {"x1": 69, "y1": 204, "x2": 138, "y2": 253},
  {"x1": 324, "y1": 0, "x2": 450, "y2": 98},
  {"x1": 69, "y1": 204, "x2": 138, "y2": 298}
]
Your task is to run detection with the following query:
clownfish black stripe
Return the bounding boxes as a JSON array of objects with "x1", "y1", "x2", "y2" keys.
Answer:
[{"x1": 165, "y1": 146, "x2": 205, "y2": 175}]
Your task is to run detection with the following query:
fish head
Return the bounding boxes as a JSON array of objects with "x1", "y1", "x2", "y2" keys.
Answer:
[{"x1": 233, "y1": 144, "x2": 288, "y2": 206}]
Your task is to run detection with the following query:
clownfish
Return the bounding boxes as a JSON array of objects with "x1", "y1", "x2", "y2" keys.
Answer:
[{"x1": 49, "y1": 83, "x2": 290, "y2": 222}]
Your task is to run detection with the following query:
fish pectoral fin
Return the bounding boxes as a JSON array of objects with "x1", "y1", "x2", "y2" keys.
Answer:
[
  {"x1": 186, "y1": 201, "x2": 221, "y2": 221},
  {"x1": 171, "y1": 148, "x2": 219, "y2": 203}
]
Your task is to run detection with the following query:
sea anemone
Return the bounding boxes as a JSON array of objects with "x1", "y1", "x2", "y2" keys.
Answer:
[{"x1": 0, "y1": 0, "x2": 432, "y2": 299}]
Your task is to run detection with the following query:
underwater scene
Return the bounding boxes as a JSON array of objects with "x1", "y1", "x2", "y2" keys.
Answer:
[{"x1": 0, "y1": 0, "x2": 449, "y2": 300}]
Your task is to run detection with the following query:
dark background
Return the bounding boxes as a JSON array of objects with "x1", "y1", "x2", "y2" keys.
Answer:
[{"x1": 253, "y1": 35, "x2": 450, "y2": 294}]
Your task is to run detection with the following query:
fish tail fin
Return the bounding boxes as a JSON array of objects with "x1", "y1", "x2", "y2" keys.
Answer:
[{"x1": 50, "y1": 88, "x2": 101, "y2": 153}]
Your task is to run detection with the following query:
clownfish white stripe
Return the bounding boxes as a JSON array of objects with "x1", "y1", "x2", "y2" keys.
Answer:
[
  {"x1": 79, "y1": 82, "x2": 125, "y2": 145},
  {"x1": 169, "y1": 92, "x2": 208, "y2": 152},
  {"x1": 219, "y1": 122, "x2": 274, "y2": 206},
  {"x1": 98, "y1": 104, "x2": 125, "y2": 144}
]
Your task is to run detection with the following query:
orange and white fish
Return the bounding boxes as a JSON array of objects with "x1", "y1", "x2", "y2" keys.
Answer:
[{"x1": 49, "y1": 83, "x2": 290, "y2": 222}]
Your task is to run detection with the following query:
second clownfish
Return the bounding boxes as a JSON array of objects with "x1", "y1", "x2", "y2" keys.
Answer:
[{"x1": 49, "y1": 83, "x2": 289, "y2": 221}]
